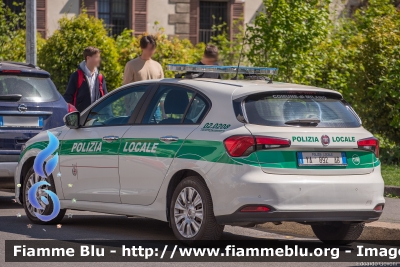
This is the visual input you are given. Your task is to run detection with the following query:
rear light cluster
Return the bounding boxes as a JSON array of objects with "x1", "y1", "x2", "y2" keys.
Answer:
[
  {"x1": 357, "y1": 137, "x2": 379, "y2": 158},
  {"x1": 67, "y1": 103, "x2": 78, "y2": 113},
  {"x1": 224, "y1": 135, "x2": 291, "y2": 157}
]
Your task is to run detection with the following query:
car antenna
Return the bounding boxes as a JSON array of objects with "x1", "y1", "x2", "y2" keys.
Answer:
[{"x1": 232, "y1": 24, "x2": 249, "y2": 81}]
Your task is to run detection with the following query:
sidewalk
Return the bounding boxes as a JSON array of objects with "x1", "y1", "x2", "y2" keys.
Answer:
[{"x1": 256, "y1": 197, "x2": 400, "y2": 240}]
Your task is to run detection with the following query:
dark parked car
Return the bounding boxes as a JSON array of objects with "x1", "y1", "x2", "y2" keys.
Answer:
[{"x1": 0, "y1": 62, "x2": 73, "y2": 189}]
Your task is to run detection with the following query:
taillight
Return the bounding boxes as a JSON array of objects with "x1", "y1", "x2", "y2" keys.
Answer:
[
  {"x1": 224, "y1": 136, "x2": 255, "y2": 157},
  {"x1": 224, "y1": 135, "x2": 291, "y2": 157},
  {"x1": 240, "y1": 206, "x2": 271, "y2": 212},
  {"x1": 68, "y1": 103, "x2": 78, "y2": 113},
  {"x1": 357, "y1": 137, "x2": 379, "y2": 158}
]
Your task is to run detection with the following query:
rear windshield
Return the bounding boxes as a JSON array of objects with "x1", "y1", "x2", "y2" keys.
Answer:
[
  {"x1": 244, "y1": 92, "x2": 361, "y2": 128},
  {"x1": 0, "y1": 75, "x2": 59, "y2": 102}
]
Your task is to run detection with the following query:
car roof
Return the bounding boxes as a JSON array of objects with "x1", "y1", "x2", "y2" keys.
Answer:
[
  {"x1": 0, "y1": 61, "x2": 50, "y2": 77},
  {"x1": 133, "y1": 78, "x2": 343, "y2": 99}
]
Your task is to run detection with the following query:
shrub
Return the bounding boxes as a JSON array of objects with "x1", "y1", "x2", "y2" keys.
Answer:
[
  {"x1": 211, "y1": 18, "x2": 246, "y2": 67},
  {"x1": 378, "y1": 135, "x2": 400, "y2": 165},
  {"x1": 38, "y1": 11, "x2": 121, "y2": 94},
  {"x1": 347, "y1": 3, "x2": 400, "y2": 145}
]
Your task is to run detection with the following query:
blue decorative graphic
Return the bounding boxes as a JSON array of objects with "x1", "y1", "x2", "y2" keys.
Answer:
[
  {"x1": 33, "y1": 131, "x2": 59, "y2": 177},
  {"x1": 28, "y1": 131, "x2": 61, "y2": 222}
]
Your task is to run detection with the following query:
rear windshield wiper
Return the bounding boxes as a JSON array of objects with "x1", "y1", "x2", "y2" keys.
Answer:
[
  {"x1": 0, "y1": 94, "x2": 22, "y2": 101},
  {"x1": 285, "y1": 119, "x2": 320, "y2": 126}
]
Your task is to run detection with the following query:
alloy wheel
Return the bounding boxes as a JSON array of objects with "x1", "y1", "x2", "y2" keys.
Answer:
[
  {"x1": 173, "y1": 187, "x2": 203, "y2": 238},
  {"x1": 24, "y1": 173, "x2": 48, "y2": 217}
]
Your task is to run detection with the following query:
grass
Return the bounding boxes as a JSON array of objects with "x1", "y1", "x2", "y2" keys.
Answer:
[{"x1": 381, "y1": 165, "x2": 400, "y2": 187}]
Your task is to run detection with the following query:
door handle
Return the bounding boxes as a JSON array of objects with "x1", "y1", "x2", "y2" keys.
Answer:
[
  {"x1": 102, "y1": 136, "x2": 119, "y2": 143},
  {"x1": 160, "y1": 136, "x2": 179, "y2": 144}
]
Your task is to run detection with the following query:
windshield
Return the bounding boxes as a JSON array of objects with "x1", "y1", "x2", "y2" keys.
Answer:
[
  {"x1": 244, "y1": 92, "x2": 361, "y2": 128},
  {"x1": 0, "y1": 75, "x2": 59, "y2": 102}
]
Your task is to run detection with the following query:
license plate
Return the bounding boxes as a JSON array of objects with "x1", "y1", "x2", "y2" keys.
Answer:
[
  {"x1": 297, "y1": 152, "x2": 347, "y2": 166},
  {"x1": 0, "y1": 116, "x2": 43, "y2": 127}
]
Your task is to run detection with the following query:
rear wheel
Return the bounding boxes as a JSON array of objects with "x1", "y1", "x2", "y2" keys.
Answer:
[
  {"x1": 311, "y1": 222, "x2": 365, "y2": 245},
  {"x1": 170, "y1": 176, "x2": 224, "y2": 244},
  {"x1": 22, "y1": 167, "x2": 66, "y2": 224}
]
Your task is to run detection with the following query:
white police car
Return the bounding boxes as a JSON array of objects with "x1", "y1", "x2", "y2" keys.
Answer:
[{"x1": 15, "y1": 65, "x2": 384, "y2": 244}]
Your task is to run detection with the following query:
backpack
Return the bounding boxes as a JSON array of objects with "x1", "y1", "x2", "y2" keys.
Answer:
[{"x1": 73, "y1": 69, "x2": 104, "y2": 106}]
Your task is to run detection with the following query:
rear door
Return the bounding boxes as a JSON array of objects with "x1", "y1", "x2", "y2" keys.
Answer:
[
  {"x1": 119, "y1": 84, "x2": 210, "y2": 205},
  {"x1": 240, "y1": 91, "x2": 378, "y2": 175}
]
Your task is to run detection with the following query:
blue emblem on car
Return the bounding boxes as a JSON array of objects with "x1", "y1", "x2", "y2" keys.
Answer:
[{"x1": 28, "y1": 131, "x2": 60, "y2": 222}]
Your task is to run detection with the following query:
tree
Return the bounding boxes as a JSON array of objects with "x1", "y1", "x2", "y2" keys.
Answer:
[
  {"x1": 211, "y1": 18, "x2": 246, "y2": 67},
  {"x1": 246, "y1": 0, "x2": 331, "y2": 83},
  {"x1": 38, "y1": 11, "x2": 121, "y2": 94},
  {"x1": 348, "y1": 4, "x2": 400, "y2": 144},
  {"x1": 0, "y1": 0, "x2": 44, "y2": 62}
]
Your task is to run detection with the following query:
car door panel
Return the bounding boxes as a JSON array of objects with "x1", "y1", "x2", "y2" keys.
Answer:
[
  {"x1": 59, "y1": 127, "x2": 129, "y2": 203},
  {"x1": 119, "y1": 125, "x2": 198, "y2": 205},
  {"x1": 119, "y1": 84, "x2": 211, "y2": 205},
  {"x1": 59, "y1": 84, "x2": 152, "y2": 203}
]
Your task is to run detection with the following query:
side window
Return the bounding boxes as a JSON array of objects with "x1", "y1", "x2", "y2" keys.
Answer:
[
  {"x1": 142, "y1": 85, "x2": 194, "y2": 125},
  {"x1": 84, "y1": 85, "x2": 149, "y2": 127},
  {"x1": 184, "y1": 94, "x2": 209, "y2": 124}
]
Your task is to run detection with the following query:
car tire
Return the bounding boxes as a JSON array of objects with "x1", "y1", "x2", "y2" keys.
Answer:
[
  {"x1": 170, "y1": 176, "x2": 224, "y2": 244},
  {"x1": 22, "y1": 167, "x2": 66, "y2": 225},
  {"x1": 311, "y1": 222, "x2": 365, "y2": 245}
]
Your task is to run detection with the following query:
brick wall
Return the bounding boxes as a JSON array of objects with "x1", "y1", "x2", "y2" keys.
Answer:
[{"x1": 168, "y1": 0, "x2": 191, "y2": 39}]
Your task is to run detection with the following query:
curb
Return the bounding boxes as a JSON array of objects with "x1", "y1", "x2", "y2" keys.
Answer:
[
  {"x1": 385, "y1": 185, "x2": 400, "y2": 196},
  {"x1": 256, "y1": 221, "x2": 400, "y2": 240}
]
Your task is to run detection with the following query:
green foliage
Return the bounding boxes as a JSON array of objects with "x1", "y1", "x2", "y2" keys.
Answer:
[
  {"x1": 307, "y1": 1, "x2": 400, "y2": 146},
  {"x1": 38, "y1": 11, "x2": 121, "y2": 93},
  {"x1": 349, "y1": 11, "x2": 400, "y2": 145},
  {"x1": 116, "y1": 23, "x2": 204, "y2": 80},
  {"x1": 211, "y1": 18, "x2": 246, "y2": 66},
  {"x1": 0, "y1": 0, "x2": 44, "y2": 62},
  {"x1": 210, "y1": 18, "x2": 247, "y2": 79},
  {"x1": 375, "y1": 135, "x2": 400, "y2": 164},
  {"x1": 245, "y1": 0, "x2": 400, "y2": 147},
  {"x1": 246, "y1": 0, "x2": 331, "y2": 83},
  {"x1": 381, "y1": 165, "x2": 400, "y2": 187}
]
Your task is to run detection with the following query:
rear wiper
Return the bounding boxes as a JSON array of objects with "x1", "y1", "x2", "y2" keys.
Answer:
[
  {"x1": 0, "y1": 94, "x2": 22, "y2": 101},
  {"x1": 285, "y1": 119, "x2": 320, "y2": 126}
]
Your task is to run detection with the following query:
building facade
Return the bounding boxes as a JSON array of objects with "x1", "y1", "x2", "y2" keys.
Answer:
[
  {"x1": 4, "y1": 0, "x2": 365, "y2": 43},
  {"x1": 5, "y1": 0, "x2": 263, "y2": 43}
]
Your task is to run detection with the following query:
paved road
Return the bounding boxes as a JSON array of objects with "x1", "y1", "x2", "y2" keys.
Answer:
[
  {"x1": 379, "y1": 197, "x2": 400, "y2": 223},
  {"x1": 0, "y1": 191, "x2": 391, "y2": 267}
]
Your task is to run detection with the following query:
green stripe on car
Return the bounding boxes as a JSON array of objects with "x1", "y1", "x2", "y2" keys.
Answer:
[{"x1": 20, "y1": 139, "x2": 380, "y2": 169}]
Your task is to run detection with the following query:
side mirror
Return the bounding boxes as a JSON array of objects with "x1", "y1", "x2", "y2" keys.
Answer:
[{"x1": 63, "y1": 111, "x2": 80, "y2": 129}]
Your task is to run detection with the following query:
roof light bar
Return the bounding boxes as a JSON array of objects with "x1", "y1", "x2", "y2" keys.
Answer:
[{"x1": 167, "y1": 64, "x2": 278, "y2": 75}]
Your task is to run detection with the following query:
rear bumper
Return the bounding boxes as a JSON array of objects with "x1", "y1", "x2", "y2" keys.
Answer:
[
  {"x1": 0, "y1": 162, "x2": 17, "y2": 178},
  {"x1": 216, "y1": 209, "x2": 383, "y2": 225},
  {"x1": 0, "y1": 162, "x2": 18, "y2": 189},
  {"x1": 207, "y1": 163, "x2": 385, "y2": 217}
]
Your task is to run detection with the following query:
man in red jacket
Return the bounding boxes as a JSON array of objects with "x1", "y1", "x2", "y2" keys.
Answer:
[{"x1": 64, "y1": 47, "x2": 108, "y2": 112}]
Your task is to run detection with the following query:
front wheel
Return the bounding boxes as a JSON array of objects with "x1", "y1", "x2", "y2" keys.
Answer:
[
  {"x1": 170, "y1": 176, "x2": 224, "y2": 244},
  {"x1": 311, "y1": 222, "x2": 365, "y2": 245},
  {"x1": 22, "y1": 167, "x2": 66, "y2": 224}
]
